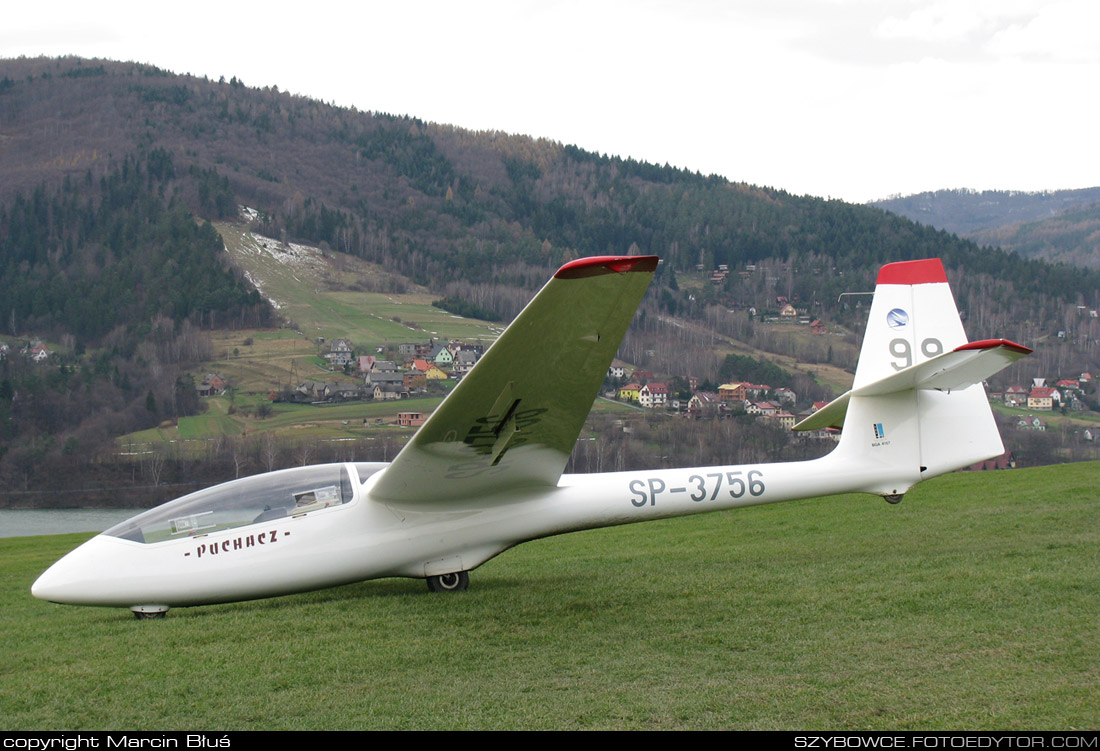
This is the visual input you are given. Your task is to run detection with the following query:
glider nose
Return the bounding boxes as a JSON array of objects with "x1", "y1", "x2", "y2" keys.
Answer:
[
  {"x1": 31, "y1": 537, "x2": 109, "y2": 605},
  {"x1": 31, "y1": 557, "x2": 72, "y2": 603}
]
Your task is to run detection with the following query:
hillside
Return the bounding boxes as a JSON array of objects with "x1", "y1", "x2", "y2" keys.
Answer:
[
  {"x1": 1, "y1": 56, "x2": 1099, "y2": 500},
  {"x1": 872, "y1": 187, "x2": 1100, "y2": 235},
  {"x1": 873, "y1": 188, "x2": 1100, "y2": 269},
  {"x1": 967, "y1": 201, "x2": 1100, "y2": 269},
  {"x1": 4, "y1": 57, "x2": 1098, "y2": 314}
]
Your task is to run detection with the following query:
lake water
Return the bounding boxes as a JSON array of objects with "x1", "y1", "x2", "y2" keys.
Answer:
[{"x1": 0, "y1": 509, "x2": 143, "y2": 538}]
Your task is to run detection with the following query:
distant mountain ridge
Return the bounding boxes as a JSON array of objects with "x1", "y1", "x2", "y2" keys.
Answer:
[{"x1": 873, "y1": 188, "x2": 1100, "y2": 268}]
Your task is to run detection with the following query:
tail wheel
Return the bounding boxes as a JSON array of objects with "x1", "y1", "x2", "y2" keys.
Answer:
[{"x1": 427, "y1": 571, "x2": 469, "y2": 592}]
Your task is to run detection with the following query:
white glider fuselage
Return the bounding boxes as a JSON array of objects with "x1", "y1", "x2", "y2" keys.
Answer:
[
  {"x1": 32, "y1": 256, "x2": 1030, "y2": 615},
  {"x1": 30, "y1": 452, "x2": 896, "y2": 609}
]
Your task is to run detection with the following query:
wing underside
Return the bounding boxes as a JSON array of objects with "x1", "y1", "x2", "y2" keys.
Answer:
[{"x1": 370, "y1": 256, "x2": 658, "y2": 503}]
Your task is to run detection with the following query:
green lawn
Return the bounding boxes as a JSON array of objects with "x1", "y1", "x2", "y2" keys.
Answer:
[{"x1": 5, "y1": 462, "x2": 1097, "y2": 730}]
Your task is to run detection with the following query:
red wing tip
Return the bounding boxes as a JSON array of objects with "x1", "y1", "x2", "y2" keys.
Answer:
[
  {"x1": 555, "y1": 255, "x2": 660, "y2": 279},
  {"x1": 954, "y1": 339, "x2": 1033, "y2": 355},
  {"x1": 876, "y1": 258, "x2": 948, "y2": 285}
]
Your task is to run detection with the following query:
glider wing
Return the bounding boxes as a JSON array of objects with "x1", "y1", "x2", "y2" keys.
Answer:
[{"x1": 370, "y1": 256, "x2": 658, "y2": 503}]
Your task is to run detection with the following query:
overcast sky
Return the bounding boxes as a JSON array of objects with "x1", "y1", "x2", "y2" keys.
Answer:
[{"x1": 4, "y1": 0, "x2": 1098, "y2": 203}]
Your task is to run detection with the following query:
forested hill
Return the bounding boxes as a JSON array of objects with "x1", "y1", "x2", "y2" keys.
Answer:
[
  {"x1": 872, "y1": 188, "x2": 1100, "y2": 236},
  {"x1": 873, "y1": 188, "x2": 1100, "y2": 270},
  {"x1": 1, "y1": 152, "x2": 270, "y2": 341},
  {"x1": 3, "y1": 55, "x2": 1099, "y2": 326},
  {"x1": 3, "y1": 56, "x2": 1100, "y2": 496}
]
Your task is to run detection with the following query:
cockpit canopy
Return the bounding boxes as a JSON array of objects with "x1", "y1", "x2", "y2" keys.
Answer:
[{"x1": 104, "y1": 464, "x2": 363, "y2": 544}]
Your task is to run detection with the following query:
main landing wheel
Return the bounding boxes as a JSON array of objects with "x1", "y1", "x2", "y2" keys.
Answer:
[
  {"x1": 427, "y1": 571, "x2": 469, "y2": 593},
  {"x1": 131, "y1": 606, "x2": 169, "y2": 620}
]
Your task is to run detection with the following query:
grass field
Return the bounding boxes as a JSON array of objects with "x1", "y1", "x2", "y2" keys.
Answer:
[{"x1": 3, "y1": 463, "x2": 1097, "y2": 730}]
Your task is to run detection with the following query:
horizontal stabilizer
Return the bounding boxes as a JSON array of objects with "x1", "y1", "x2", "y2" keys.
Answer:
[
  {"x1": 794, "y1": 339, "x2": 1030, "y2": 432},
  {"x1": 793, "y1": 393, "x2": 851, "y2": 432}
]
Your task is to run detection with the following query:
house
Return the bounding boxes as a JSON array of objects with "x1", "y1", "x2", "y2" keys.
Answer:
[
  {"x1": 1027, "y1": 387, "x2": 1058, "y2": 411},
  {"x1": 373, "y1": 384, "x2": 407, "y2": 400},
  {"x1": 810, "y1": 320, "x2": 826, "y2": 335},
  {"x1": 638, "y1": 382, "x2": 669, "y2": 409},
  {"x1": 779, "y1": 303, "x2": 798, "y2": 319},
  {"x1": 1004, "y1": 385, "x2": 1028, "y2": 407},
  {"x1": 331, "y1": 384, "x2": 362, "y2": 401},
  {"x1": 774, "y1": 387, "x2": 796, "y2": 405},
  {"x1": 771, "y1": 412, "x2": 797, "y2": 430},
  {"x1": 618, "y1": 383, "x2": 642, "y2": 402},
  {"x1": 607, "y1": 365, "x2": 625, "y2": 379},
  {"x1": 26, "y1": 342, "x2": 50, "y2": 362},
  {"x1": 397, "y1": 412, "x2": 426, "y2": 427},
  {"x1": 1016, "y1": 416, "x2": 1046, "y2": 431},
  {"x1": 403, "y1": 372, "x2": 426, "y2": 391},
  {"x1": 366, "y1": 372, "x2": 405, "y2": 390},
  {"x1": 295, "y1": 381, "x2": 334, "y2": 402},
  {"x1": 358, "y1": 356, "x2": 397, "y2": 374},
  {"x1": 327, "y1": 338, "x2": 354, "y2": 367},
  {"x1": 718, "y1": 383, "x2": 746, "y2": 402},
  {"x1": 453, "y1": 350, "x2": 479, "y2": 374},
  {"x1": 754, "y1": 401, "x2": 779, "y2": 416},
  {"x1": 430, "y1": 343, "x2": 453, "y2": 367},
  {"x1": 425, "y1": 365, "x2": 449, "y2": 380},
  {"x1": 197, "y1": 373, "x2": 228, "y2": 397},
  {"x1": 687, "y1": 392, "x2": 720, "y2": 418}
]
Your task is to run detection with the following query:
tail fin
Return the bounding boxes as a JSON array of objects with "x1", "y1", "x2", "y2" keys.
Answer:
[
  {"x1": 796, "y1": 259, "x2": 1030, "y2": 497},
  {"x1": 852, "y1": 258, "x2": 968, "y2": 390}
]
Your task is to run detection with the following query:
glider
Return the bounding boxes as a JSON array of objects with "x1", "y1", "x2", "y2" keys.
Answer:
[{"x1": 32, "y1": 256, "x2": 1029, "y2": 617}]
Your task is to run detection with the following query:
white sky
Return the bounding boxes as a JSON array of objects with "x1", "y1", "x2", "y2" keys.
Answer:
[{"x1": 3, "y1": 0, "x2": 1098, "y2": 202}]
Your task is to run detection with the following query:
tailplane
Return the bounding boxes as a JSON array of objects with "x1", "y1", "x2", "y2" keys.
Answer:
[{"x1": 795, "y1": 259, "x2": 1030, "y2": 497}]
